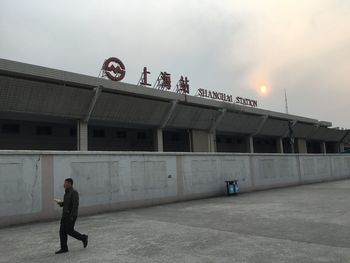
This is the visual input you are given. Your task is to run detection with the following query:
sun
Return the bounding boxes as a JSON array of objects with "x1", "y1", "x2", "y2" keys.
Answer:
[{"x1": 260, "y1": 85, "x2": 267, "y2": 94}]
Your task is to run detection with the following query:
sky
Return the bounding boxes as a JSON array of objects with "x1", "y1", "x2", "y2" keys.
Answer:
[{"x1": 0, "y1": 0, "x2": 349, "y2": 128}]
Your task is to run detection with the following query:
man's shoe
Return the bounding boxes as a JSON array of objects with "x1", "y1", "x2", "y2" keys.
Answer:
[
  {"x1": 55, "y1": 249, "x2": 68, "y2": 254},
  {"x1": 83, "y1": 235, "x2": 88, "y2": 248}
]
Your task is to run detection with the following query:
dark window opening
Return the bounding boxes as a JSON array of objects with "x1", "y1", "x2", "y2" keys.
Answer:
[
  {"x1": 116, "y1": 131, "x2": 127, "y2": 138},
  {"x1": 137, "y1": 132, "x2": 147, "y2": 140},
  {"x1": 93, "y1": 129, "x2": 105, "y2": 138},
  {"x1": 237, "y1": 139, "x2": 243, "y2": 144},
  {"x1": 36, "y1": 126, "x2": 52, "y2": 135},
  {"x1": 226, "y1": 138, "x2": 232, "y2": 144},
  {"x1": 171, "y1": 134, "x2": 180, "y2": 141},
  {"x1": 2, "y1": 124, "x2": 20, "y2": 134},
  {"x1": 70, "y1": 128, "x2": 77, "y2": 137}
]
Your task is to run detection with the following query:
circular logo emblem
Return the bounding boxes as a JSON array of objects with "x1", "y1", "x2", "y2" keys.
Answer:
[{"x1": 102, "y1": 57, "x2": 126, "y2": 81}]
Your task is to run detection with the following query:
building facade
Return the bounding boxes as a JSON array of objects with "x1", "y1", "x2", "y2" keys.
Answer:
[{"x1": 0, "y1": 58, "x2": 349, "y2": 154}]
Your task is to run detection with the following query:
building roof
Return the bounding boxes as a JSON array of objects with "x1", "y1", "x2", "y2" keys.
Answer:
[{"x1": 0, "y1": 58, "x2": 349, "y2": 143}]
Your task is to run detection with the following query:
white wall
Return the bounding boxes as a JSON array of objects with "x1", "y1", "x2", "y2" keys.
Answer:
[
  {"x1": 0, "y1": 152, "x2": 350, "y2": 227},
  {"x1": 0, "y1": 155, "x2": 42, "y2": 217},
  {"x1": 53, "y1": 154, "x2": 177, "y2": 209}
]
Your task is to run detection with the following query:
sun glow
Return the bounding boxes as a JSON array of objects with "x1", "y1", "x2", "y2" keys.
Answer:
[{"x1": 260, "y1": 85, "x2": 268, "y2": 94}]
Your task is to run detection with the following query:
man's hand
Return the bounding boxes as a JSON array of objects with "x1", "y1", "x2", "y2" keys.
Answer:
[{"x1": 54, "y1": 199, "x2": 63, "y2": 206}]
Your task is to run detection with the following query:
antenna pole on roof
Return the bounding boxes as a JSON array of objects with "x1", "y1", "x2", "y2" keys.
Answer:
[{"x1": 284, "y1": 88, "x2": 289, "y2": 114}]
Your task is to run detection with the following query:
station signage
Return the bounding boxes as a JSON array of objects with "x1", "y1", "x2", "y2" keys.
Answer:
[
  {"x1": 102, "y1": 57, "x2": 126, "y2": 81},
  {"x1": 197, "y1": 88, "x2": 258, "y2": 107},
  {"x1": 235, "y1": 97, "x2": 258, "y2": 107},
  {"x1": 197, "y1": 88, "x2": 233, "y2": 103},
  {"x1": 101, "y1": 57, "x2": 258, "y2": 107}
]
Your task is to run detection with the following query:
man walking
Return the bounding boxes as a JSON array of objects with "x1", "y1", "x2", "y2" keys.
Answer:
[{"x1": 55, "y1": 178, "x2": 88, "y2": 254}]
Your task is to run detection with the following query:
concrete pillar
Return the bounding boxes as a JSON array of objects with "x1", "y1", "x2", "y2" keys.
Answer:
[
  {"x1": 154, "y1": 128, "x2": 163, "y2": 152},
  {"x1": 247, "y1": 136, "x2": 254, "y2": 153},
  {"x1": 208, "y1": 132, "x2": 216, "y2": 152},
  {"x1": 339, "y1": 143, "x2": 345, "y2": 153},
  {"x1": 77, "y1": 120, "x2": 88, "y2": 151},
  {"x1": 296, "y1": 138, "x2": 307, "y2": 153},
  {"x1": 321, "y1": 141, "x2": 327, "y2": 154},
  {"x1": 192, "y1": 130, "x2": 210, "y2": 152},
  {"x1": 276, "y1": 138, "x2": 284, "y2": 153}
]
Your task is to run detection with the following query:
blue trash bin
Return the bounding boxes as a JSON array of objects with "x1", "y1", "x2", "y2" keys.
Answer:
[{"x1": 225, "y1": 180, "x2": 239, "y2": 196}]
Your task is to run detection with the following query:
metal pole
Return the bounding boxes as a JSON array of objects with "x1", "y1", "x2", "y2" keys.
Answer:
[{"x1": 284, "y1": 88, "x2": 289, "y2": 114}]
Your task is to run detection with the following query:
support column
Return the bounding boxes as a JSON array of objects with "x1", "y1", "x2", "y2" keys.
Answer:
[
  {"x1": 321, "y1": 141, "x2": 327, "y2": 154},
  {"x1": 296, "y1": 138, "x2": 307, "y2": 153},
  {"x1": 154, "y1": 128, "x2": 163, "y2": 152},
  {"x1": 247, "y1": 136, "x2": 254, "y2": 153},
  {"x1": 339, "y1": 143, "x2": 345, "y2": 153},
  {"x1": 276, "y1": 138, "x2": 284, "y2": 153},
  {"x1": 208, "y1": 132, "x2": 216, "y2": 152},
  {"x1": 192, "y1": 130, "x2": 211, "y2": 152},
  {"x1": 208, "y1": 108, "x2": 225, "y2": 153},
  {"x1": 77, "y1": 120, "x2": 88, "y2": 151}
]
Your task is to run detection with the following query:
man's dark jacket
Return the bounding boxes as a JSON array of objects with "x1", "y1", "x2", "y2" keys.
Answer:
[{"x1": 60, "y1": 187, "x2": 79, "y2": 219}]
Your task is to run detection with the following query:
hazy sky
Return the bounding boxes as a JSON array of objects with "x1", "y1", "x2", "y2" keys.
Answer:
[{"x1": 1, "y1": 0, "x2": 349, "y2": 128}]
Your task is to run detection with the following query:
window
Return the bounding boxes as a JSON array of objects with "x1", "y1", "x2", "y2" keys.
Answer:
[
  {"x1": 36, "y1": 126, "x2": 52, "y2": 135},
  {"x1": 237, "y1": 139, "x2": 243, "y2": 144},
  {"x1": 116, "y1": 131, "x2": 127, "y2": 138},
  {"x1": 93, "y1": 129, "x2": 105, "y2": 138},
  {"x1": 226, "y1": 138, "x2": 232, "y2": 144},
  {"x1": 70, "y1": 128, "x2": 77, "y2": 137},
  {"x1": 137, "y1": 132, "x2": 147, "y2": 139},
  {"x1": 171, "y1": 133, "x2": 180, "y2": 141},
  {"x1": 2, "y1": 124, "x2": 20, "y2": 134},
  {"x1": 216, "y1": 137, "x2": 221, "y2": 143}
]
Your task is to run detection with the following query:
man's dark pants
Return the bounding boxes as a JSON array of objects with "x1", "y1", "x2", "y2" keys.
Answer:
[{"x1": 59, "y1": 216, "x2": 84, "y2": 250}]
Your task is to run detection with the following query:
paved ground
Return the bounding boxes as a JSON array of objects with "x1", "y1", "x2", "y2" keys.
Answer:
[{"x1": 1, "y1": 180, "x2": 350, "y2": 263}]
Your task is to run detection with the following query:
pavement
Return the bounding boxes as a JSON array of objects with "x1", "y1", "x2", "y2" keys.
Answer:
[{"x1": 1, "y1": 179, "x2": 350, "y2": 263}]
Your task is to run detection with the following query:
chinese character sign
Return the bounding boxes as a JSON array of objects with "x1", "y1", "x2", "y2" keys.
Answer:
[
  {"x1": 161, "y1": 72, "x2": 171, "y2": 90},
  {"x1": 154, "y1": 72, "x2": 171, "y2": 90},
  {"x1": 138, "y1": 67, "x2": 151, "y2": 86},
  {"x1": 176, "y1": 76, "x2": 190, "y2": 94}
]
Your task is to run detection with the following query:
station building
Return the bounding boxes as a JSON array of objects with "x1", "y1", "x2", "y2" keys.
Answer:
[{"x1": 0, "y1": 58, "x2": 349, "y2": 154}]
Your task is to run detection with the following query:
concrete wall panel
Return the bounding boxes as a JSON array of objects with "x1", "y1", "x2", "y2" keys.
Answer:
[
  {"x1": 1, "y1": 152, "x2": 350, "y2": 228},
  {"x1": 299, "y1": 156, "x2": 331, "y2": 182},
  {"x1": 0, "y1": 155, "x2": 41, "y2": 217},
  {"x1": 252, "y1": 156, "x2": 299, "y2": 187},
  {"x1": 331, "y1": 156, "x2": 350, "y2": 178},
  {"x1": 220, "y1": 157, "x2": 252, "y2": 189},
  {"x1": 182, "y1": 157, "x2": 221, "y2": 195},
  {"x1": 53, "y1": 154, "x2": 177, "y2": 210}
]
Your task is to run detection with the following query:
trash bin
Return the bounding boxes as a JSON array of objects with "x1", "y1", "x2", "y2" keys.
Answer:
[{"x1": 225, "y1": 180, "x2": 239, "y2": 196}]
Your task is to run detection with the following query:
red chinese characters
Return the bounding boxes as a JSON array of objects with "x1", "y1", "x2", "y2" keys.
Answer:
[
  {"x1": 138, "y1": 67, "x2": 151, "y2": 86},
  {"x1": 154, "y1": 72, "x2": 171, "y2": 90},
  {"x1": 176, "y1": 76, "x2": 189, "y2": 94}
]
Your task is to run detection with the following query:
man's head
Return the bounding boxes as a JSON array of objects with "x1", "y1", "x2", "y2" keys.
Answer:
[{"x1": 64, "y1": 178, "x2": 73, "y2": 189}]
